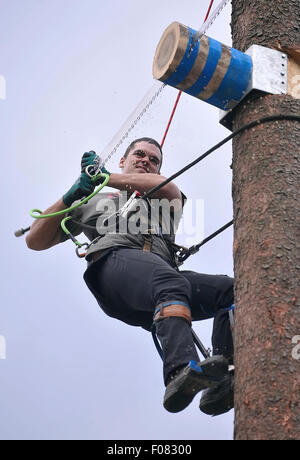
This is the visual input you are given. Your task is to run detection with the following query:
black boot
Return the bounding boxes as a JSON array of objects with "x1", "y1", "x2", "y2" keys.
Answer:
[
  {"x1": 163, "y1": 355, "x2": 229, "y2": 413},
  {"x1": 199, "y1": 371, "x2": 234, "y2": 416}
]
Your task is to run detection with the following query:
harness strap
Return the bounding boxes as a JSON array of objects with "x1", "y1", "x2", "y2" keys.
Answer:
[
  {"x1": 143, "y1": 233, "x2": 152, "y2": 252},
  {"x1": 153, "y1": 301, "x2": 192, "y2": 325}
]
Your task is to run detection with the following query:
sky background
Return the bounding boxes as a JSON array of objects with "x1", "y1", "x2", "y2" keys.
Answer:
[{"x1": 0, "y1": 0, "x2": 234, "y2": 440}]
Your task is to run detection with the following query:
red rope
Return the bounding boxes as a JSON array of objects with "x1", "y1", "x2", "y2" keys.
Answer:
[
  {"x1": 160, "y1": 0, "x2": 215, "y2": 148},
  {"x1": 160, "y1": 91, "x2": 182, "y2": 148},
  {"x1": 204, "y1": 0, "x2": 215, "y2": 22}
]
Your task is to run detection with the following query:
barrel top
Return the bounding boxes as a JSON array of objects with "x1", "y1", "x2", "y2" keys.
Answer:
[{"x1": 153, "y1": 22, "x2": 191, "y2": 81}]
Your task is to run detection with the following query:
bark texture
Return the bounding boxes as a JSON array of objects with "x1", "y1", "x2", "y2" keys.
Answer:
[{"x1": 231, "y1": 0, "x2": 300, "y2": 440}]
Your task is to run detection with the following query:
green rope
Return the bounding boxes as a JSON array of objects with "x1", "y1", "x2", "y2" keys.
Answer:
[
  {"x1": 30, "y1": 173, "x2": 110, "y2": 219},
  {"x1": 60, "y1": 216, "x2": 82, "y2": 247},
  {"x1": 29, "y1": 173, "x2": 110, "y2": 249}
]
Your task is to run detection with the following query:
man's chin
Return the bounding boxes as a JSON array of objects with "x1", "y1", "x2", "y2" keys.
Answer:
[{"x1": 135, "y1": 167, "x2": 148, "y2": 173}]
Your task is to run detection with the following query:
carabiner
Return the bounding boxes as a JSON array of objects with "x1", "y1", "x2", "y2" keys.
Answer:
[
  {"x1": 172, "y1": 244, "x2": 191, "y2": 266},
  {"x1": 75, "y1": 243, "x2": 89, "y2": 258},
  {"x1": 85, "y1": 164, "x2": 100, "y2": 178},
  {"x1": 85, "y1": 153, "x2": 101, "y2": 178}
]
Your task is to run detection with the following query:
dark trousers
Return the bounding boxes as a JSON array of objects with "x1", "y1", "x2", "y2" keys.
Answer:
[{"x1": 84, "y1": 248, "x2": 234, "y2": 385}]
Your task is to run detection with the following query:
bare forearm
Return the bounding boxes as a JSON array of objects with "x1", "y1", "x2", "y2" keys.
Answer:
[
  {"x1": 26, "y1": 198, "x2": 67, "y2": 251},
  {"x1": 108, "y1": 173, "x2": 181, "y2": 200}
]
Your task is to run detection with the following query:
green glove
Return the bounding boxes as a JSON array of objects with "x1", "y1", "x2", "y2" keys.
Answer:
[
  {"x1": 81, "y1": 151, "x2": 111, "y2": 177},
  {"x1": 63, "y1": 172, "x2": 95, "y2": 207},
  {"x1": 81, "y1": 151, "x2": 99, "y2": 172},
  {"x1": 63, "y1": 152, "x2": 111, "y2": 207}
]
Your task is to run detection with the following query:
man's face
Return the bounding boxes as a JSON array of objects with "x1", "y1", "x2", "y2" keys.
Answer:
[{"x1": 119, "y1": 141, "x2": 162, "y2": 175}]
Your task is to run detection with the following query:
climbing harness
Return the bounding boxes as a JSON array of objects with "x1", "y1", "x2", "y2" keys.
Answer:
[
  {"x1": 13, "y1": 0, "x2": 300, "y2": 368},
  {"x1": 12, "y1": 0, "x2": 300, "y2": 388}
]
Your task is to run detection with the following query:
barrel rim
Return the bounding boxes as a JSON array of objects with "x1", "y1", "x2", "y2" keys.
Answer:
[{"x1": 153, "y1": 21, "x2": 190, "y2": 81}]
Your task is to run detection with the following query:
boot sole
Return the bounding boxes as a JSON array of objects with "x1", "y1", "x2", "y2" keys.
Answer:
[
  {"x1": 200, "y1": 374, "x2": 234, "y2": 416},
  {"x1": 164, "y1": 355, "x2": 228, "y2": 413}
]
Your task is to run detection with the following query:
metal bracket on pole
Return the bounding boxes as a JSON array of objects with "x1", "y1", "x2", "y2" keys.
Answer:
[{"x1": 219, "y1": 45, "x2": 288, "y2": 130}]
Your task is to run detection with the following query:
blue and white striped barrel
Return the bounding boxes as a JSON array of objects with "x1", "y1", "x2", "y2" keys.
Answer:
[{"x1": 153, "y1": 22, "x2": 253, "y2": 111}]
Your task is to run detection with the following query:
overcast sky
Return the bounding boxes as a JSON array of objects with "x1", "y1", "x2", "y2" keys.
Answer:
[{"x1": 0, "y1": 0, "x2": 234, "y2": 440}]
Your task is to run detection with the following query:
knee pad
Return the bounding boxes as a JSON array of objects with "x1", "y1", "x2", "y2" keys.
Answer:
[{"x1": 153, "y1": 301, "x2": 192, "y2": 325}]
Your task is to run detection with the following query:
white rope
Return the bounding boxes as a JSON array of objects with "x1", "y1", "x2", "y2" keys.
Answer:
[
  {"x1": 100, "y1": 0, "x2": 231, "y2": 169},
  {"x1": 101, "y1": 81, "x2": 165, "y2": 167},
  {"x1": 194, "y1": 0, "x2": 231, "y2": 43}
]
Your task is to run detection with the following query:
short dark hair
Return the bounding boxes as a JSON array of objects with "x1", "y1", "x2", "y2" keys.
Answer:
[{"x1": 123, "y1": 137, "x2": 163, "y2": 168}]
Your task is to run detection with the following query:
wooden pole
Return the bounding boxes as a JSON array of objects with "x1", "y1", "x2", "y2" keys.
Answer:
[{"x1": 231, "y1": 0, "x2": 300, "y2": 440}]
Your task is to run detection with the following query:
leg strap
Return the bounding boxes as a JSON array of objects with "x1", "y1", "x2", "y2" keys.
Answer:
[
  {"x1": 153, "y1": 301, "x2": 192, "y2": 325},
  {"x1": 224, "y1": 304, "x2": 235, "y2": 339},
  {"x1": 143, "y1": 234, "x2": 152, "y2": 252}
]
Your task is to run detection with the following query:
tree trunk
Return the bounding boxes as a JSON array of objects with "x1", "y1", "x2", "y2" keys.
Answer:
[{"x1": 231, "y1": 0, "x2": 300, "y2": 440}]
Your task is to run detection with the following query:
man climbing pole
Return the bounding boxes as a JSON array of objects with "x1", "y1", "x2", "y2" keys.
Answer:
[{"x1": 26, "y1": 137, "x2": 234, "y2": 415}]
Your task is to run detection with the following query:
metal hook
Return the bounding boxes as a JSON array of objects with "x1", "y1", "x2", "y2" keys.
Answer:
[{"x1": 75, "y1": 243, "x2": 89, "y2": 258}]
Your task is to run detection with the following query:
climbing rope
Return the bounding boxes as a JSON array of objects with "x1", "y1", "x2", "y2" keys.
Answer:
[
  {"x1": 16, "y1": 114, "x2": 300, "y2": 263},
  {"x1": 143, "y1": 114, "x2": 300, "y2": 200}
]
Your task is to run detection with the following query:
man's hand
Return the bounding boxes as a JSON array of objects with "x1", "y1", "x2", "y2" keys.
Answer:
[
  {"x1": 63, "y1": 151, "x2": 111, "y2": 207},
  {"x1": 81, "y1": 151, "x2": 99, "y2": 172},
  {"x1": 81, "y1": 151, "x2": 111, "y2": 176},
  {"x1": 63, "y1": 172, "x2": 95, "y2": 207}
]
